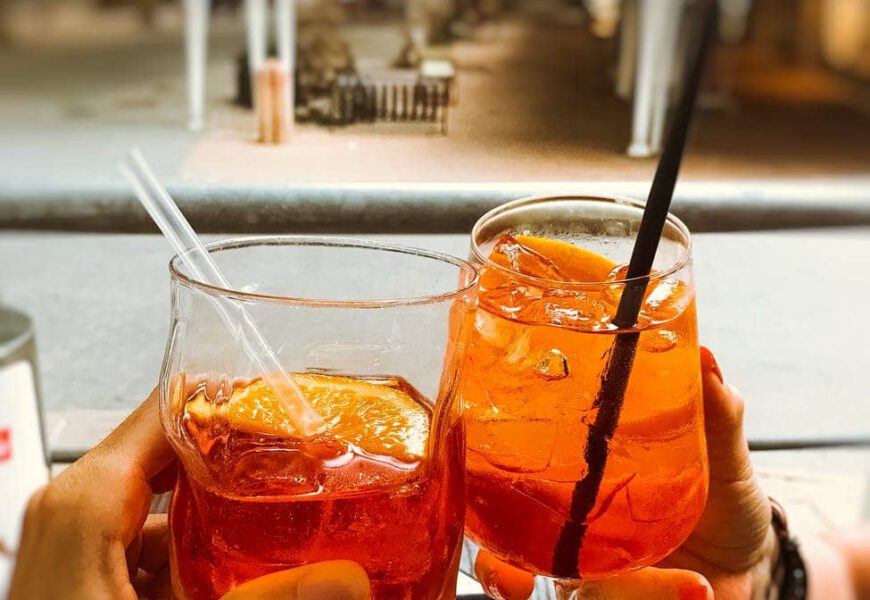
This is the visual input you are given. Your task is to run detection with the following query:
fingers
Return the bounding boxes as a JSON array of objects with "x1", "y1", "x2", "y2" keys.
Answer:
[
  {"x1": 93, "y1": 388, "x2": 175, "y2": 481},
  {"x1": 126, "y1": 512, "x2": 169, "y2": 580},
  {"x1": 699, "y1": 347, "x2": 753, "y2": 488},
  {"x1": 574, "y1": 567, "x2": 712, "y2": 600},
  {"x1": 134, "y1": 569, "x2": 172, "y2": 600},
  {"x1": 686, "y1": 347, "x2": 771, "y2": 572},
  {"x1": 472, "y1": 551, "x2": 706, "y2": 600},
  {"x1": 218, "y1": 561, "x2": 371, "y2": 600},
  {"x1": 132, "y1": 515, "x2": 172, "y2": 600},
  {"x1": 138, "y1": 514, "x2": 170, "y2": 575},
  {"x1": 150, "y1": 461, "x2": 178, "y2": 495},
  {"x1": 474, "y1": 550, "x2": 535, "y2": 600},
  {"x1": 35, "y1": 388, "x2": 175, "y2": 547}
]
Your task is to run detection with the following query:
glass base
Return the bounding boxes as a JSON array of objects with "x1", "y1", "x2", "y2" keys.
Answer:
[{"x1": 460, "y1": 537, "x2": 582, "y2": 600}]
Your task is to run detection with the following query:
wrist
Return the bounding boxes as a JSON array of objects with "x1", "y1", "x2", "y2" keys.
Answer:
[
  {"x1": 748, "y1": 522, "x2": 780, "y2": 599},
  {"x1": 763, "y1": 498, "x2": 809, "y2": 600}
]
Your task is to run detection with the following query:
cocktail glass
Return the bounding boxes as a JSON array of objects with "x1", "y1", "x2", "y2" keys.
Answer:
[
  {"x1": 460, "y1": 195, "x2": 708, "y2": 592},
  {"x1": 159, "y1": 237, "x2": 478, "y2": 600}
]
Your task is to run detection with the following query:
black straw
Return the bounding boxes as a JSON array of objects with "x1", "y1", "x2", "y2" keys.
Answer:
[{"x1": 551, "y1": 2, "x2": 718, "y2": 578}]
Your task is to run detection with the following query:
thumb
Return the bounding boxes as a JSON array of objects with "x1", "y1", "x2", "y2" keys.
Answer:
[
  {"x1": 219, "y1": 560, "x2": 371, "y2": 600},
  {"x1": 571, "y1": 567, "x2": 712, "y2": 600},
  {"x1": 89, "y1": 387, "x2": 175, "y2": 481},
  {"x1": 690, "y1": 347, "x2": 771, "y2": 571}
]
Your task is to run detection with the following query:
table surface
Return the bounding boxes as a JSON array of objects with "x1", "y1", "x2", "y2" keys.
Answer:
[{"x1": 2, "y1": 228, "x2": 869, "y2": 453}]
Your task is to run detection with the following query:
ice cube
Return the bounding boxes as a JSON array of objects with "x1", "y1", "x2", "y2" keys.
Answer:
[
  {"x1": 587, "y1": 473, "x2": 637, "y2": 523},
  {"x1": 474, "y1": 310, "x2": 511, "y2": 346},
  {"x1": 604, "y1": 263, "x2": 630, "y2": 306},
  {"x1": 468, "y1": 418, "x2": 557, "y2": 474},
  {"x1": 626, "y1": 468, "x2": 705, "y2": 523},
  {"x1": 504, "y1": 330, "x2": 533, "y2": 365},
  {"x1": 480, "y1": 280, "x2": 542, "y2": 316},
  {"x1": 493, "y1": 234, "x2": 570, "y2": 280},
  {"x1": 639, "y1": 278, "x2": 686, "y2": 324},
  {"x1": 534, "y1": 289, "x2": 612, "y2": 331},
  {"x1": 473, "y1": 310, "x2": 533, "y2": 364},
  {"x1": 228, "y1": 446, "x2": 325, "y2": 495},
  {"x1": 607, "y1": 264, "x2": 631, "y2": 282},
  {"x1": 534, "y1": 349, "x2": 570, "y2": 380},
  {"x1": 615, "y1": 402, "x2": 698, "y2": 443},
  {"x1": 639, "y1": 329, "x2": 678, "y2": 353}
]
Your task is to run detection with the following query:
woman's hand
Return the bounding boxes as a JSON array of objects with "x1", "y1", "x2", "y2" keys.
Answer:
[
  {"x1": 650, "y1": 347, "x2": 775, "y2": 599},
  {"x1": 9, "y1": 389, "x2": 370, "y2": 600},
  {"x1": 9, "y1": 389, "x2": 177, "y2": 600},
  {"x1": 476, "y1": 348, "x2": 776, "y2": 600}
]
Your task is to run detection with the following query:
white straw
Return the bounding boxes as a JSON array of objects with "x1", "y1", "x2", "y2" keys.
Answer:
[{"x1": 120, "y1": 148, "x2": 322, "y2": 436}]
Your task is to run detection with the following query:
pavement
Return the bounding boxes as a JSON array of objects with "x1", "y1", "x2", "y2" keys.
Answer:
[{"x1": 1, "y1": 5, "x2": 869, "y2": 232}]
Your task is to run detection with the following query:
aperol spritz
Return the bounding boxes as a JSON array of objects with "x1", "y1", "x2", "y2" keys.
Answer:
[
  {"x1": 159, "y1": 238, "x2": 476, "y2": 600},
  {"x1": 461, "y1": 196, "x2": 708, "y2": 581}
]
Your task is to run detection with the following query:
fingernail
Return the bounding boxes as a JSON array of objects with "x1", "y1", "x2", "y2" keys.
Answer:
[
  {"x1": 297, "y1": 574, "x2": 364, "y2": 600},
  {"x1": 700, "y1": 346, "x2": 723, "y2": 384},
  {"x1": 679, "y1": 583, "x2": 713, "y2": 600}
]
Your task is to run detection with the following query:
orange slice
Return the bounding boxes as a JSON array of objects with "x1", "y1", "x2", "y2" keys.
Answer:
[
  {"x1": 186, "y1": 374, "x2": 430, "y2": 462},
  {"x1": 513, "y1": 234, "x2": 616, "y2": 283}
]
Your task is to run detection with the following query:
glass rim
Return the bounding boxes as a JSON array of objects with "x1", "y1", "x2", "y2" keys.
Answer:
[
  {"x1": 169, "y1": 235, "x2": 479, "y2": 307},
  {"x1": 470, "y1": 194, "x2": 693, "y2": 288}
]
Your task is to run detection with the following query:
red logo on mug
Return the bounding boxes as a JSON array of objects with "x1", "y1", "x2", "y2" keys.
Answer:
[{"x1": 0, "y1": 428, "x2": 11, "y2": 461}]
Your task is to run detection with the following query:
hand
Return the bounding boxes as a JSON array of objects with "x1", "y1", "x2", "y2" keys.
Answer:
[
  {"x1": 653, "y1": 347, "x2": 774, "y2": 599},
  {"x1": 476, "y1": 347, "x2": 775, "y2": 600},
  {"x1": 9, "y1": 389, "x2": 370, "y2": 600}
]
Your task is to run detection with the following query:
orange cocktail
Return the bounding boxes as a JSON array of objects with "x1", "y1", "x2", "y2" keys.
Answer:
[
  {"x1": 168, "y1": 374, "x2": 464, "y2": 600},
  {"x1": 461, "y1": 196, "x2": 708, "y2": 581},
  {"x1": 158, "y1": 237, "x2": 477, "y2": 600}
]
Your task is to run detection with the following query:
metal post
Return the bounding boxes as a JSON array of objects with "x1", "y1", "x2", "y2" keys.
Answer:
[
  {"x1": 615, "y1": 0, "x2": 639, "y2": 100},
  {"x1": 627, "y1": 0, "x2": 662, "y2": 157},
  {"x1": 650, "y1": 0, "x2": 684, "y2": 154},
  {"x1": 275, "y1": 0, "x2": 296, "y2": 131},
  {"x1": 245, "y1": 0, "x2": 268, "y2": 105},
  {"x1": 183, "y1": 0, "x2": 210, "y2": 131}
]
